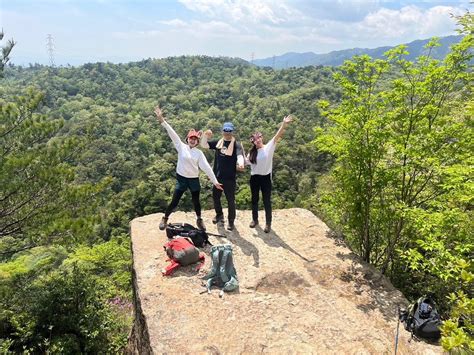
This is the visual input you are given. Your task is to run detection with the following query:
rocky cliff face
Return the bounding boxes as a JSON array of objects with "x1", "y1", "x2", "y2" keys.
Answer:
[{"x1": 127, "y1": 208, "x2": 441, "y2": 354}]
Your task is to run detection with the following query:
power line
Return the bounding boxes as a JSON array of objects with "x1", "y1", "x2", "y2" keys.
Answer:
[{"x1": 46, "y1": 34, "x2": 55, "y2": 67}]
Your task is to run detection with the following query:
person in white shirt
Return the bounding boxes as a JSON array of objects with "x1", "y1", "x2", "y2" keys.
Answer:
[
  {"x1": 154, "y1": 105, "x2": 223, "y2": 231},
  {"x1": 247, "y1": 115, "x2": 293, "y2": 233}
]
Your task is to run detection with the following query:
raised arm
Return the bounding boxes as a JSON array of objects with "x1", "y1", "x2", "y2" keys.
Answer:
[
  {"x1": 273, "y1": 115, "x2": 293, "y2": 143},
  {"x1": 154, "y1": 105, "x2": 182, "y2": 150},
  {"x1": 200, "y1": 129, "x2": 213, "y2": 149}
]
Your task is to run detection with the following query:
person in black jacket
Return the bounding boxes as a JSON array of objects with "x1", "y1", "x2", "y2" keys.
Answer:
[{"x1": 200, "y1": 122, "x2": 244, "y2": 231}]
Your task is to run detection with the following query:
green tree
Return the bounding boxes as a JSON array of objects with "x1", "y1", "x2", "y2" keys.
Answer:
[
  {"x1": 315, "y1": 13, "x2": 473, "y2": 352},
  {"x1": 316, "y1": 34, "x2": 472, "y2": 270},
  {"x1": 0, "y1": 29, "x2": 15, "y2": 78},
  {"x1": 0, "y1": 89, "x2": 107, "y2": 255}
]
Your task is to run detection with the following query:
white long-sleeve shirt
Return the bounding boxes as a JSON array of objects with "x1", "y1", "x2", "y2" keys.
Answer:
[{"x1": 161, "y1": 121, "x2": 219, "y2": 185}]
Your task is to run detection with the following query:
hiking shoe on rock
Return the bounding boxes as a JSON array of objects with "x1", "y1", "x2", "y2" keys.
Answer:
[
  {"x1": 249, "y1": 220, "x2": 258, "y2": 228},
  {"x1": 264, "y1": 224, "x2": 271, "y2": 233},
  {"x1": 227, "y1": 222, "x2": 235, "y2": 231},
  {"x1": 197, "y1": 218, "x2": 206, "y2": 231},
  {"x1": 159, "y1": 216, "x2": 168, "y2": 230},
  {"x1": 212, "y1": 214, "x2": 224, "y2": 224}
]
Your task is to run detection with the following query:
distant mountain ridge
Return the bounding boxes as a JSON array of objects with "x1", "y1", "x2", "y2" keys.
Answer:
[{"x1": 252, "y1": 35, "x2": 463, "y2": 68}]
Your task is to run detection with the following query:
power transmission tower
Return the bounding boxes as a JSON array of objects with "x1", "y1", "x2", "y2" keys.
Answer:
[
  {"x1": 250, "y1": 52, "x2": 255, "y2": 64},
  {"x1": 46, "y1": 34, "x2": 55, "y2": 67}
]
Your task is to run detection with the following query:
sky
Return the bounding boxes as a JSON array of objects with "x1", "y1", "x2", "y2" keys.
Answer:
[{"x1": 1, "y1": 0, "x2": 471, "y2": 66}]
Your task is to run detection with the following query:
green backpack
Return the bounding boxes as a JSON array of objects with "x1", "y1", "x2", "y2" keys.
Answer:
[{"x1": 202, "y1": 244, "x2": 238, "y2": 296}]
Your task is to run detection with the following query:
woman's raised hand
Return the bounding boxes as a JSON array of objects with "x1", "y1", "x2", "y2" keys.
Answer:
[
  {"x1": 154, "y1": 106, "x2": 165, "y2": 123},
  {"x1": 283, "y1": 115, "x2": 293, "y2": 124}
]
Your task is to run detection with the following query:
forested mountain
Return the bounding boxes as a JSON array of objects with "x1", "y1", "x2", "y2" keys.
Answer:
[
  {"x1": 1, "y1": 56, "x2": 338, "y2": 352},
  {"x1": 253, "y1": 35, "x2": 463, "y2": 68},
  {"x1": 1, "y1": 22, "x2": 472, "y2": 353},
  {"x1": 3, "y1": 56, "x2": 336, "y2": 223}
]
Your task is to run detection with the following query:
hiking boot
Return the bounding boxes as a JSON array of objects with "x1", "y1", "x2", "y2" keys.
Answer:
[
  {"x1": 264, "y1": 224, "x2": 271, "y2": 233},
  {"x1": 196, "y1": 217, "x2": 206, "y2": 231},
  {"x1": 212, "y1": 214, "x2": 224, "y2": 224},
  {"x1": 249, "y1": 220, "x2": 258, "y2": 228},
  {"x1": 227, "y1": 222, "x2": 235, "y2": 231},
  {"x1": 159, "y1": 216, "x2": 168, "y2": 230}
]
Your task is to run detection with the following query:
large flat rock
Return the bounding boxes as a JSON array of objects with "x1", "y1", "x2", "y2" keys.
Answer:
[{"x1": 128, "y1": 208, "x2": 441, "y2": 354}]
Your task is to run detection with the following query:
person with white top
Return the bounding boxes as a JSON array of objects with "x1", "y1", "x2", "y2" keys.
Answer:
[
  {"x1": 247, "y1": 115, "x2": 293, "y2": 233},
  {"x1": 154, "y1": 105, "x2": 223, "y2": 231}
]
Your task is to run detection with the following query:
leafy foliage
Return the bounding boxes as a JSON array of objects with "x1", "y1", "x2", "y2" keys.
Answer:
[
  {"x1": 0, "y1": 245, "x2": 130, "y2": 353},
  {"x1": 0, "y1": 88, "x2": 110, "y2": 254},
  {"x1": 315, "y1": 15, "x2": 473, "y2": 351},
  {"x1": 0, "y1": 30, "x2": 15, "y2": 78}
]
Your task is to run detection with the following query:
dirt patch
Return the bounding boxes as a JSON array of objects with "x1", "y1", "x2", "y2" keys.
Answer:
[{"x1": 255, "y1": 271, "x2": 311, "y2": 295}]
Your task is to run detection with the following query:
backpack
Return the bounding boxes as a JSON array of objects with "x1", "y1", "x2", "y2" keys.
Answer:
[
  {"x1": 202, "y1": 244, "x2": 238, "y2": 295},
  {"x1": 162, "y1": 237, "x2": 205, "y2": 276},
  {"x1": 166, "y1": 223, "x2": 211, "y2": 248},
  {"x1": 403, "y1": 297, "x2": 442, "y2": 340}
]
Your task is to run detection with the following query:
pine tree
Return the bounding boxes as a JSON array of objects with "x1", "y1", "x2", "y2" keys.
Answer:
[
  {"x1": 0, "y1": 29, "x2": 15, "y2": 78},
  {"x1": 0, "y1": 89, "x2": 108, "y2": 256}
]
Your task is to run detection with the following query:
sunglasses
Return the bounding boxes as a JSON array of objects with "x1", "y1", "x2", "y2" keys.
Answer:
[{"x1": 223, "y1": 129, "x2": 234, "y2": 133}]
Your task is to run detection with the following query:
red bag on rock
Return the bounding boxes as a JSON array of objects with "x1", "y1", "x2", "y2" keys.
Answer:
[{"x1": 162, "y1": 237, "x2": 205, "y2": 276}]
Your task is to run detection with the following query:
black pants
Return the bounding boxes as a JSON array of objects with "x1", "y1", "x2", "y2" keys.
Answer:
[
  {"x1": 165, "y1": 189, "x2": 201, "y2": 218},
  {"x1": 213, "y1": 178, "x2": 236, "y2": 223},
  {"x1": 250, "y1": 174, "x2": 272, "y2": 225}
]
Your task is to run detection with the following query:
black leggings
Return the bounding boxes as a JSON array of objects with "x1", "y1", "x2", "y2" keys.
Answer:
[
  {"x1": 250, "y1": 174, "x2": 272, "y2": 224},
  {"x1": 164, "y1": 189, "x2": 201, "y2": 218}
]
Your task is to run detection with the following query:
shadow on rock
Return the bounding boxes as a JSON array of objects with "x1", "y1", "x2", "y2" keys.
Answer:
[
  {"x1": 254, "y1": 224, "x2": 313, "y2": 262},
  {"x1": 333, "y1": 250, "x2": 404, "y2": 322},
  {"x1": 216, "y1": 223, "x2": 260, "y2": 268}
]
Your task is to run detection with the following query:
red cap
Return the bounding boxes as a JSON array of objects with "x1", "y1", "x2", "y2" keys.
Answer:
[{"x1": 186, "y1": 129, "x2": 201, "y2": 142}]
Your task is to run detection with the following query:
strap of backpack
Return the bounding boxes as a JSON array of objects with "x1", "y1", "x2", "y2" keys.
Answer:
[
  {"x1": 223, "y1": 248, "x2": 238, "y2": 291},
  {"x1": 195, "y1": 253, "x2": 205, "y2": 272},
  {"x1": 162, "y1": 259, "x2": 180, "y2": 276},
  {"x1": 219, "y1": 248, "x2": 231, "y2": 284},
  {"x1": 203, "y1": 246, "x2": 220, "y2": 280}
]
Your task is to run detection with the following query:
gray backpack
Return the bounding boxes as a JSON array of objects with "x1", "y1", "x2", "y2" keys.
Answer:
[{"x1": 202, "y1": 244, "x2": 238, "y2": 295}]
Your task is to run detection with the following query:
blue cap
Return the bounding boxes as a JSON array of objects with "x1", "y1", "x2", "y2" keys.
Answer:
[{"x1": 222, "y1": 122, "x2": 235, "y2": 132}]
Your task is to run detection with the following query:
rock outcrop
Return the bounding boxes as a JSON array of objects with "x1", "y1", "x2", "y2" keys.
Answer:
[{"x1": 127, "y1": 208, "x2": 441, "y2": 354}]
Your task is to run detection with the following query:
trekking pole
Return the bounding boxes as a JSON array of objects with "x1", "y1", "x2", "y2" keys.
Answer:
[
  {"x1": 395, "y1": 306, "x2": 400, "y2": 355},
  {"x1": 206, "y1": 232, "x2": 227, "y2": 238}
]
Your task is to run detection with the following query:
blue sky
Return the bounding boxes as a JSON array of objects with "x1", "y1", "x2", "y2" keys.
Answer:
[{"x1": 1, "y1": 0, "x2": 470, "y2": 66}]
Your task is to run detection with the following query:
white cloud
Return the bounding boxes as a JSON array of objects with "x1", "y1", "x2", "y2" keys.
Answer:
[
  {"x1": 159, "y1": 19, "x2": 188, "y2": 27},
  {"x1": 113, "y1": 2, "x2": 465, "y2": 59},
  {"x1": 289, "y1": 4, "x2": 464, "y2": 50},
  {"x1": 354, "y1": 5, "x2": 462, "y2": 39},
  {"x1": 178, "y1": 0, "x2": 301, "y2": 24}
]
